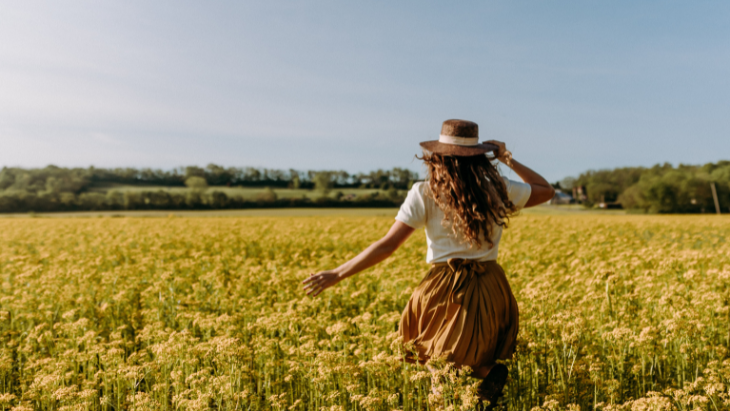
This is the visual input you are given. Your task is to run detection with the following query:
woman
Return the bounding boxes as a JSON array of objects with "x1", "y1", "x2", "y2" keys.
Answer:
[{"x1": 302, "y1": 119, "x2": 555, "y2": 406}]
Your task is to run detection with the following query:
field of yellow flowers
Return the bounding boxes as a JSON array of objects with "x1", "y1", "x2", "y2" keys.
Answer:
[{"x1": 0, "y1": 214, "x2": 729, "y2": 411}]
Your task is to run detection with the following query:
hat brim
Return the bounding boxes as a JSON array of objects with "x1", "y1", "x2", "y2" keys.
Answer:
[{"x1": 419, "y1": 140, "x2": 498, "y2": 157}]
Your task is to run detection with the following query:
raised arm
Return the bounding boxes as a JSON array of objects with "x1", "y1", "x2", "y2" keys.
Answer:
[
  {"x1": 302, "y1": 221, "x2": 415, "y2": 297},
  {"x1": 485, "y1": 140, "x2": 555, "y2": 207}
]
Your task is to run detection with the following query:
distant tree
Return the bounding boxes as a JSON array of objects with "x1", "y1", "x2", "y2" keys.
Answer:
[
  {"x1": 560, "y1": 177, "x2": 576, "y2": 190},
  {"x1": 123, "y1": 191, "x2": 139, "y2": 210},
  {"x1": 44, "y1": 174, "x2": 87, "y2": 194},
  {"x1": 333, "y1": 171, "x2": 350, "y2": 186},
  {"x1": 77, "y1": 192, "x2": 106, "y2": 211},
  {"x1": 239, "y1": 167, "x2": 262, "y2": 184},
  {"x1": 290, "y1": 170, "x2": 301, "y2": 189},
  {"x1": 385, "y1": 187, "x2": 401, "y2": 201},
  {"x1": 185, "y1": 176, "x2": 208, "y2": 191},
  {"x1": 185, "y1": 166, "x2": 206, "y2": 179},
  {"x1": 390, "y1": 168, "x2": 417, "y2": 189},
  {"x1": 185, "y1": 191, "x2": 203, "y2": 208},
  {"x1": 575, "y1": 167, "x2": 645, "y2": 206},
  {"x1": 0, "y1": 168, "x2": 14, "y2": 190},
  {"x1": 210, "y1": 191, "x2": 230, "y2": 208},
  {"x1": 205, "y1": 164, "x2": 234, "y2": 186},
  {"x1": 255, "y1": 187, "x2": 277, "y2": 203},
  {"x1": 313, "y1": 172, "x2": 333, "y2": 194},
  {"x1": 106, "y1": 190, "x2": 124, "y2": 209}
]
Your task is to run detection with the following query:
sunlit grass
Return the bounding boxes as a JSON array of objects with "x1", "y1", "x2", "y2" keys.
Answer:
[{"x1": 0, "y1": 215, "x2": 728, "y2": 410}]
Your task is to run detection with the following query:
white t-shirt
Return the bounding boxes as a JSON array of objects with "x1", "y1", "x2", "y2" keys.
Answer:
[{"x1": 395, "y1": 177, "x2": 532, "y2": 263}]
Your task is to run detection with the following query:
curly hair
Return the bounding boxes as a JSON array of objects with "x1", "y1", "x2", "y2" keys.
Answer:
[{"x1": 420, "y1": 153, "x2": 516, "y2": 248}]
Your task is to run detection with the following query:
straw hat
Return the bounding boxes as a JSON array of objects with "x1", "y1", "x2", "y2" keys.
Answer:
[{"x1": 420, "y1": 119, "x2": 498, "y2": 156}]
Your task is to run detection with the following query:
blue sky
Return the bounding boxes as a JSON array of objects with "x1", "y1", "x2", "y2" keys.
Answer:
[{"x1": 1, "y1": 1, "x2": 728, "y2": 182}]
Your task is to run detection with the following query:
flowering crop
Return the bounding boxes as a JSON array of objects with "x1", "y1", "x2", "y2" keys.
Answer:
[{"x1": 0, "y1": 215, "x2": 728, "y2": 411}]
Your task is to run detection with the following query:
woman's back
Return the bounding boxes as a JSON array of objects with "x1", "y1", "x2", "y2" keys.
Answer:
[{"x1": 396, "y1": 176, "x2": 531, "y2": 263}]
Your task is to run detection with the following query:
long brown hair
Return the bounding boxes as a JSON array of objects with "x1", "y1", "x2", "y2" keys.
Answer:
[{"x1": 420, "y1": 153, "x2": 516, "y2": 248}]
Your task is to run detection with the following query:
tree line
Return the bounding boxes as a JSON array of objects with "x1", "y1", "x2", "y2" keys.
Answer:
[
  {"x1": 1, "y1": 161, "x2": 728, "y2": 214},
  {"x1": 563, "y1": 161, "x2": 730, "y2": 213},
  {"x1": 0, "y1": 164, "x2": 416, "y2": 190},
  {"x1": 0, "y1": 165, "x2": 418, "y2": 213}
]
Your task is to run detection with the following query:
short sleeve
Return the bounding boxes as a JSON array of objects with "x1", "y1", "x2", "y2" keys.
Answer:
[
  {"x1": 502, "y1": 177, "x2": 532, "y2": 210},
  {"x1": 395, "y1": 182, "x2": 427, "y2": 229}
]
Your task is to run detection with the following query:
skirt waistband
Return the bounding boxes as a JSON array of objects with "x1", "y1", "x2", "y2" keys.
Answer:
[
  {"x1": 427, "y1": 259, "x2": 502, "y2": 304},
  {"x1": 431, "y1": 258, "x2": 498, "y2": 269}
]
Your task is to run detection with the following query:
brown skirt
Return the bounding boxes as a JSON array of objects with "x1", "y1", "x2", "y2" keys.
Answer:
[{"x1": 399, "y1": 259, "x2": 519, "y2": 377}]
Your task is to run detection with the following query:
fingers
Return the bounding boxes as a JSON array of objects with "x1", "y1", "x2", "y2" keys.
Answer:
[
  {"x1": 303, "y1": 276, "x2": 322, "y2": 289},
  {"x1": 484, "y1": 140, "x2": 506, "y2": 155},
  {"x1": 307, "y1": 282, "x2": 327, "y2": 297},
  {"x1": 303, "y1": 273, "x2": 329, "y2": 297},
  {"x1": 302, "y1": 271, "x2": 325, "y2": 284},
  {"x1": 501, "y1": 150, "x2": 513, "y2": 167},
  {"x1": 304, "y1": 279, "x2": 322, "y2": 296},
  {"x1": 483, "y1": 140, "x2": 511, "y2": 164}
]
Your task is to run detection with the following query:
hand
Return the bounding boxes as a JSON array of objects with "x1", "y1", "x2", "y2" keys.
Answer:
[
  {"x1": 485, "y1": 140, "x2": 512, "y2": 166},
  {"x1": 302, "y1": 270, "x2": 343, "y2": 297}
]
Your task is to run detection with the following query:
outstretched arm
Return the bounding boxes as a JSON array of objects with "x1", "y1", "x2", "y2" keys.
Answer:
[
  {"x1": 302, "y1": 221, "x2": 415, "y2": 297},
  {"x1": 485, "y1": 140, "x2": 555, "y2": 208}
]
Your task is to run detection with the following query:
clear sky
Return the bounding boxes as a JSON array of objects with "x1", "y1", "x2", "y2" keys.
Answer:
[{"x1": 1, "y1": 1, "x2": 728, "y2": 182}]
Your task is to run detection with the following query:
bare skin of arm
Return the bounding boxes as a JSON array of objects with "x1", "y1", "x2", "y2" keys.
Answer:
[
  {"x1": 303, "y1": 221, "x2": 415, "y2": 297},
  {"x1": 486, "y1": 140, "x2": 555, "y2": 208}
]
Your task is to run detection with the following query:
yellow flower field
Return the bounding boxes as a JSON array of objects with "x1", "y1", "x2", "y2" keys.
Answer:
[{"x1": 0, "y1": 215, "x2": 729, "y2": 411}]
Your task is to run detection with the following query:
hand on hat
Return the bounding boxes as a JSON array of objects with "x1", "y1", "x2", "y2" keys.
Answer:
[{"x1": 485, "y1": 140, "x2": 513, "y2": 167}]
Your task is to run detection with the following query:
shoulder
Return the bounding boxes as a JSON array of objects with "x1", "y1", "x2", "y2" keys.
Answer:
[
  {"x1": 410, "y1": 181, "x2": 427, "y2": 193},
  {"x1": 408, "y1": 181, "x2": 433, "y2": 202},
  {"x1": 396, "y1": 182, "x2": 430, "y2": 228}
]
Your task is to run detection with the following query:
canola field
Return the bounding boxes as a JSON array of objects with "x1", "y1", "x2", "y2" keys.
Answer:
[{"x1": 0, "y1": 215, "x2": 729, "y2": 411}]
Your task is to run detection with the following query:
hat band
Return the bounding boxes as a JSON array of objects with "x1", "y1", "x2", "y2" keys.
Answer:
[{"x1": 439, "y1": 134, "x2": 478, "y2": 146}]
